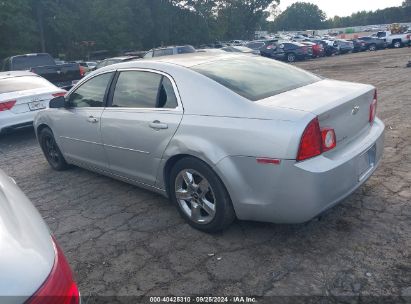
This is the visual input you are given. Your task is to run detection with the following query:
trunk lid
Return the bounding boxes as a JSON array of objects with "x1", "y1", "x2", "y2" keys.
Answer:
[
  {"x1": 256, "y1": 79, "x2": 375, "y2": 148},
  {"x1": 1, "y1": 87, "x2": 65, "y2": 114}
]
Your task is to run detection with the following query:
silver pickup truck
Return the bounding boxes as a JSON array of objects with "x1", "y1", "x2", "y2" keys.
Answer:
[{"x1": 375, "y1": 31, "x2": 411, "y2": 48}]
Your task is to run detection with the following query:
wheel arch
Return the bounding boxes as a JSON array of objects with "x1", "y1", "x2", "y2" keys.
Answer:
[
  {"x1": 162, "y1": 153, "x2": 220, "y2": 198},
  {"x1": 36, "y1": 123, "x2": 51, "y2": 138}
]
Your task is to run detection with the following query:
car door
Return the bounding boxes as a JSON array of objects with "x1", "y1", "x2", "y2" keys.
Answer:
[
  {"x1": 52, "y1": 72, "x2": 114, "y2": 169},
  {"x1": 100, "y1": 69, "x2": 183, "y2": 185}
]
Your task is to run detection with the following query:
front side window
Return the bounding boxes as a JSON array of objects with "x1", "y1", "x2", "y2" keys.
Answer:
[
  {"x1": 112, "y1": 71, "x2": 178, "y2": 109},
  {"x1": 68, "y1": 72, "x2": 113, "y2": 107}
]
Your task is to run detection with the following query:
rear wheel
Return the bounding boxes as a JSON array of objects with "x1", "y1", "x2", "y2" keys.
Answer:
[
  {"x1": 286, "y1": 53, "x2": 296, "y2": 63},
  {"x1": 169, "y1": 157, "x2": 235, "y2": 232},
  {"x1": 39, "y1": 128, "x2": 69, "y2": 171},
  {"x1": 393, "y1": 40, "x2": 402, "y2": 48}
]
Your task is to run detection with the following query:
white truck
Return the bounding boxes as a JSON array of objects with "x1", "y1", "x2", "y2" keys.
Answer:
[{"x1": 375, "y1": 31, "x2": 411, "y2": 48}]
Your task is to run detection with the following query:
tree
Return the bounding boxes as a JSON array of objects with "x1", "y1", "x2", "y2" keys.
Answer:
[
  {"x1": 273, "y1": 2, "x2": 326, "y2": 31},
  {"x1": 403, "y1": 0, "x2": 411, "y2": 7}
]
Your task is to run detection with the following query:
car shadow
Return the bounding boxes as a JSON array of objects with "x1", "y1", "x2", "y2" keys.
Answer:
[{"x1": 0, "y1": 127, "x2": 37, "y2": 146}]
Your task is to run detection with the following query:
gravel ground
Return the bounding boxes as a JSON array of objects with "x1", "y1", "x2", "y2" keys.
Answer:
[{"x1": 0, "y1": 48, "x2": 410, "y2": 303}]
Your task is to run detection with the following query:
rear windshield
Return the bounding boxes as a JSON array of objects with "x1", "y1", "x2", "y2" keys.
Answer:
[
  {"x1": 0, "y1": 76, "x2": 55, "y2": 94},
  {"x1": 191, "y1": 57, "x2": 320, "y2": 101},
  {"x1": 11, "y1": 54, "x2": 55, "y2": 70}
]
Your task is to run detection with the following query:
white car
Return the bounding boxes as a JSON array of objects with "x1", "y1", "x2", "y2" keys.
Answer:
[{"x1": 0, "y1": 71, "x2": 66, "y2": 133}]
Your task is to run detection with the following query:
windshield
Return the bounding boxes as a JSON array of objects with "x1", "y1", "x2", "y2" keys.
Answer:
[
  {"x1": 192, "y1": 57, "x2": 320, "y2": 101},
  {"x1": 0, "y1": 76, "x2": 55, "y2": 94}
]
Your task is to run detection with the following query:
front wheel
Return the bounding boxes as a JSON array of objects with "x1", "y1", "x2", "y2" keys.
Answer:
[
  {"x1": 169, "y1": 157, "x2": 235, "y2": 232},
  {"x1": 286, "y1": 53, "x2": 296, "y2": 63},
  {"x1": 368, "y1": 44, "x2": 377, "y2": 51},
  {"x1": 39, "y1": 128, "x2": 69, "y2": 171}
]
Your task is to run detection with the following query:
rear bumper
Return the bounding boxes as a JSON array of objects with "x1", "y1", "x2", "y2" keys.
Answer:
[
  {"x1": 0, "y1": 110, "x2": 37, "y2": 133},
  {"x1": 215, "y1": 118, "x2": 385, "y2": 223}
]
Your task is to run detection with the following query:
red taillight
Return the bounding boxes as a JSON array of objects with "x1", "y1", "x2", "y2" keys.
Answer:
[
  {"x1": 321, "y1": 128, "x2": 336, "y2": 152},
  {"x1": 79, "y1": 65, "x2": 86, "y2": 77},
  {"x1": 26, "y1": 236, "x2": 79, "y2": 304},
  {"x1": 297, "y1": 117, "x2": 322, "y2": 161},
  {"x1": 0, "y1": 100, "x2": 17, "y2": 112},
  {"x1": 370, "y1": 90, "x2": 377, "y2": 124},
  {"x1": 53, "y1": 92, "x2": 66, "y2": 98},
  {"x1": 297, "y1": 117, "x2": 337, "y2": 161}
]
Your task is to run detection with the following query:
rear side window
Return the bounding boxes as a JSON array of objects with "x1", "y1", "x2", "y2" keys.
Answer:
[
  {"x1": 68, "y1": 72, "x2": 113, "y2": 107},
  {"x1": 0, "y1": 76, "x2": 55, "y2": 94},
  {"x1": 11, "y1": 54, "x2": 55, "y2": 70},
  {"x1": 192, "y1": 57, "x2": 320, "y2": 101},
  {"x1": 158, "y1": 77, "x2": 178, "y2": 108}
]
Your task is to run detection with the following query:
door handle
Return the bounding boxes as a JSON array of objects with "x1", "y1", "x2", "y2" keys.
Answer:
[
  {"x1": 86, "y1": 116, "x2": 99, "y2": 123},
  {"x1": 149, "y1": 120, "x2": 168, "y2": 130}
]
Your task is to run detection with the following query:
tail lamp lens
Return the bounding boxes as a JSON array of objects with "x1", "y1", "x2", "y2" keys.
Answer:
[
  {"x1": 321, "y1": 129, "x2": 336, "y2": 151},
  {"x1": 297, "y1": 117, "x2": 337, "y2": 161},
  {"x1": 53, "y1": 92, "x2": 66, "y2": 98},
  {"x1": 26, "y1": 236, "x2": 79, "y2": 304},
  {"x1": 297, "y1": 117, "x2": 322, "y2": 161},
  {"x1": 0, "y1": 100, "x2": 17, "y2": 112},
  {"x1": 370, "y1": 90, "x2": 377, "y2": 124}
]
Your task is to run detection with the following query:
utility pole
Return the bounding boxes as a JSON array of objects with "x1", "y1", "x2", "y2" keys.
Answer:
[{"x1": 36, "y1": 0, "x2": 46, "y2": 52}]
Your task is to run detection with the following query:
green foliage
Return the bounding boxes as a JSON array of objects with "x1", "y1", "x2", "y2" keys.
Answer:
[
  {"x1": 0, "y1": 0, "x2": 277, "y2": 60},
  {"x1": 0, "y1": 0, "x2": 408, "y2": 61},
  {"x1": 272, "y1": 2, "x2": 327, "y2": 31}
]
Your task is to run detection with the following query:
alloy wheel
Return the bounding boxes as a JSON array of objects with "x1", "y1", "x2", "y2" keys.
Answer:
[
  {"x1": 44, "y1": 135, "x2": 60, "y2": 166},
  {"x1": 174, "y1": 169, "x2": 216, "y2": 224}
]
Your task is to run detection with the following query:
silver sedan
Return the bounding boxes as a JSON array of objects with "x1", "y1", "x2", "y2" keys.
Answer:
[
  {"x1": 0, "y1": 169, "x2": 80, "y2": 303},
  {"x1": 34, "y1": 53, "x2": 384, "y2": 232}
]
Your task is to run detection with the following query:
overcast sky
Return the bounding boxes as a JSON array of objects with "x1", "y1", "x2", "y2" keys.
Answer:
[{"x1": 278, "y1": 0, "x2": 404, "y2": 17}]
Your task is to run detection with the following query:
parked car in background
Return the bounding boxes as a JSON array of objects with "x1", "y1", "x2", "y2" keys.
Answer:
[
  {"x1": 221, "y1": 46, "x2": 256, "y2": 54},
  {"x1": 260, "y1": 41, "x2": 310, "y2": 62},
  {"x1": 245, "y1": 40, "x2": 277, "y2": 53},
  {"x1": 349, "y1": 39, "x2": 367, "y2": 52},
  {"x1": 375, "y1": 31, "x2": 411, "y2": 48},
  {"x1": 79, "y1": 61, "x2": 97, "y2": 72},
  {"x1": 143, "y1": 45, "x2": 196, "y2": 58},
  {"x1": 311, "y1": 40, "x2": 338, "y2": 57},
  {"x1": 0, "y1": 71, "x2": 66, "y2": 133},
  {"x1": 94, "y1": 56, "x2": 140, "y2": 71},
  {"x1": 2, "y1": 53, "x2": 83, "y2": 89},
  {"x1": 301, "y1": 41, "x2": 324, "y2": 58},
  {"x1": 229, "y1": 40, "x2": 246, "y2": 46},
  {"x1": 358, "y1": 37, "x2": 387, "y2": 51},
  {"x1": 333, "y1": 39, "x2": 354, "y2": 54},
  {"x1": 0, "y1": 169, "x2": 80, "y2": 303},
  {"x1": 34, "y1": 53, "x2": 384, "y2": 232}
]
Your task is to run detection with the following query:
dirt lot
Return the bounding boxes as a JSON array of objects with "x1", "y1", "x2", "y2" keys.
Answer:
[{"x1": 1, "y1": 48, "x2": 410, "y2": 303}]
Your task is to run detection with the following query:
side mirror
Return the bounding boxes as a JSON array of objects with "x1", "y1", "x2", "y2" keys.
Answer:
[{"x1": 49, "y1": 96, "x2": 66, "y2": 109}]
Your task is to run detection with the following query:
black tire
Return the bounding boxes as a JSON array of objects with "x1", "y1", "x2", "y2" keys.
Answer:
[
  {"x1": 39, "y1": 127, "x2": 69, "y2": 171},
  {"x1": 368, "y1": 44, "x2": 377, "y2": 51},
  {"x1": 286, "y1": 53, "x2": 296, "y2": 63},
  {"x1": 169, "y1": 157, "x2": 235, "y2": 232},
  {"x1": 392, "y1": 40, "x2": 402, "y2": 48}
]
